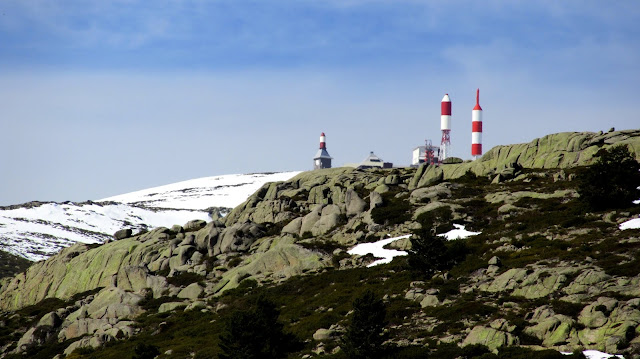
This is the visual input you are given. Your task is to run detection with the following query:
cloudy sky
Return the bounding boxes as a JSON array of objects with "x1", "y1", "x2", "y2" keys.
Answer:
[{"x1": 0, "y1": 1, "x2": 638, "y2": 205}]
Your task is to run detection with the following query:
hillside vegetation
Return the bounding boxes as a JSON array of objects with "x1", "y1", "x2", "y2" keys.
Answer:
[{"x1": 0, "y1": 129, "x2": 640, "y2": 358}]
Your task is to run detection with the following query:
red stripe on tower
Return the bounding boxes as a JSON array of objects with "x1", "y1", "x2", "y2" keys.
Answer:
[
  {"x1": 471, "y1": 89, "x2": 483, "y2": 159},
  {"x1": 319, "y1": 132, "x2": 326, "y2": 149},
  {"x1": 472, "y1": 121, "x2": 482, "y2": 132},
  {"x1": 441, "y1": 97, "x2": 451, "y2": 116},
  {"x1": 472, "y1": 144, "x2": 482, "y2": 154}
]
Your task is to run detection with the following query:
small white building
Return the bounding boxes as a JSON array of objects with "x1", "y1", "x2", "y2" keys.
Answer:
[{"x1": 411, "y1": 145, "x2": 440, "y2": 167}]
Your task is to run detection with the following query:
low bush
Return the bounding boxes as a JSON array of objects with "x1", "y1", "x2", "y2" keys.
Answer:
[
  {"x1": 371, "y1": 190, "x2": 412, "y2": 226},
  {"x1": 166, "y1": 272, "x2": 205, "y2": 287}
]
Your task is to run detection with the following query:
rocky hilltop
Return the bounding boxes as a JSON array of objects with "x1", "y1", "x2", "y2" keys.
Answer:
[{"x1": 0, "y1": 129, "x2": 639, "y2": 358}]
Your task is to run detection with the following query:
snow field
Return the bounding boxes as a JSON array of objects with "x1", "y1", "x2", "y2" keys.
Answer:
[{"x1": 100, "y1": 172, "x2": 301, "y2": 210}]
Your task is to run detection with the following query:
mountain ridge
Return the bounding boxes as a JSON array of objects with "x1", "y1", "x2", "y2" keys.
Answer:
[{"x1": 0, "y1": 130, "x2": 639, "y2": 358}]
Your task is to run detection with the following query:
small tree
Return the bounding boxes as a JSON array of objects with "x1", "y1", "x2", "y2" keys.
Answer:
[
  {"x1": 408, "y1": 230, "x2": 468, "y2": 277},
  {"x1": 341, "y1": 291, "x2": 388, "y2": 359},
  {"x1": 218, "y1": 296, "x2": 298, "y2": 359},
  {"x1": 578, "y1": 145, "x2": 640, "y2": 210}
]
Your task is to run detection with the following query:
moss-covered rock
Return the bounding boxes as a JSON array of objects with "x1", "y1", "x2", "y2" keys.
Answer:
[{"x1": 462, "y1": 326, "x2": 519, "y2": 352}]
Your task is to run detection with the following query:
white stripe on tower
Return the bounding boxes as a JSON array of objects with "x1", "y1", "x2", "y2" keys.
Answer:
[{"x1": 471, "y1": 89, "x2": 483, "y2": 160}]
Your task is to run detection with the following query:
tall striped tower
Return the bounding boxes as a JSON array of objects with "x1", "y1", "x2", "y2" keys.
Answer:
[
  {"x1": 471, "y1": 89, "x2": 483, "y2": 160},
  {"x1": 438, "y1": 94, "x2": 452, "y2": 163}
]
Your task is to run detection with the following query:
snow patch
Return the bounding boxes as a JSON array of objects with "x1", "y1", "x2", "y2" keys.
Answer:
[
  {"x1": 438, "y1": 224, "x2": 481, "y2": 240},
  {"x1": 348, "y1": 235, "x2": 410, "y2": 267},
  {"x1": 620, "y1": 217, "x2": 640, "y2": 230},
  {"x1": 562, "y1": 349, "x2": 624, "y2": 359}
]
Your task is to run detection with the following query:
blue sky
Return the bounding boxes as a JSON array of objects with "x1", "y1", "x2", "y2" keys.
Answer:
[{"x1": 0, "y1": 0, "x2": 639, "y2": 205}]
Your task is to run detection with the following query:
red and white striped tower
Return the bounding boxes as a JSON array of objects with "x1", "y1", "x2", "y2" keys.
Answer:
[
  {"x1": 438, "y1": 94, "x2": 451, "y2": 163},
  {"x1": 319, "y1": 132, "x2": 326, "y2": 150},
  {"x1": 471, "y1": 89, "x2": 483, "y2": 160}
]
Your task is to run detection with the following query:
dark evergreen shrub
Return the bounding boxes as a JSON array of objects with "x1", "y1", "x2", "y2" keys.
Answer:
[
  {"x1": 132, "y1": 343, "x2": 160, "y2": 359},
  {"x1": 218, "y1": 296, "x2": 298, "y2": 359},
  {"x1": 341, "y1": 290, "x2": 388, "y2": 359},
  {"x1": 408, "y1": 230, "x2": 468, "y2": 277},
  {"x1": 578, "y1": 145, "x2": 640, "y2": 210}
]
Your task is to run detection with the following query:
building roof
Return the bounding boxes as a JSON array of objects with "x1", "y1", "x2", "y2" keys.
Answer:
[
  {"x1": 362, "y1": 151, "x2": 383, "y2": 163},
  {"x1": 356, "y1": 151, "x2": 392, "y2": 168},
  {"x1": 314, "y1": 148, "x2": 332, "y2": 160}
]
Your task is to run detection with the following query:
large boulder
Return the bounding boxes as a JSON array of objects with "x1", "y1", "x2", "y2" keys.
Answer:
[
  {"x1": 38, "y1": 311, "x2": 62, "y2": 328},
  {"x1": 462, "y1": 326, "x2": 519, "y2": 352},
  {"x1": 369, "y1": 191, "x2": 383, "y2": 210},
  {"x1": 524, "y1": 314, "x2": 576, "y2": 346},
  {"x1": 113, "y1": 229, "x2": 133, "y2": 240},
  {"x1": 159, "y1": 302, "x2": 188, "y2": 313},
  {"x1": 564, "y1": 269, "x2": 612, "y2": 295},
  {"x1": 311, "y1": 205, "x2": 343, "y2": 236},
  {"x1": 85, "y1": 287, "x2": 144, "y2": 320},
  {"x1": 345, "y1": 189, "x2": 367, "y2": 217},
  {"x1": 184, "y1": 219, "x2": 207, "y2": 232},
  {"x1": 300, "y1": 207, "x2": 323, "y2": 236},
  {"x1": 63, "y1": 334, "x2": 113, "y2": 356},
  {"x1": 178, "y1": 283, "x2": 204, "y2": 300},
  {"x1": 479, "y1": 267, "x2": 577, "y2": 299},
  {"x1": 15, "y1": 325, "x2": 57, "y2": 353},
  {"x1": 59, "y1": 318, "x2": 106, "y2": 341},
  {"x1": 282, "y1": 217, "x2": 303, "y2": 235},
  {"x1": 169, "y1": 245, "x2": 197, "y2": 268},
  {"x1": 212, "y1": 237, "x2": 326, "y2": 294},
  {"x1": 575, "y1": 298, "x2": 640, "y2": 352},
  {"x1": 213, "y1": 222, "x2": 265, "y2": 255},
  {"x1": 409, "y1": 183, "x2": 452, "y2": 204}
]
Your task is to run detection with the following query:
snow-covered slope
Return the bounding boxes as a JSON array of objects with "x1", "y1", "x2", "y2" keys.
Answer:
[
  {"x1": 0, "y1": 172, "x2": 300, "y2": 262},
  {"x1": 100, "y1": 172, "x2": 298, "y2": 210}
]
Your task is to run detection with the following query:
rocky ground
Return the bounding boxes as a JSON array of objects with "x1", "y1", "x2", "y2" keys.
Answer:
[{"x1": 0, "y1": 129, "x2": 639, "y2": 358}]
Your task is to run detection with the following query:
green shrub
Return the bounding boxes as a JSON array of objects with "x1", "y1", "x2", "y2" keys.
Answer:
[
  {"x1": 227, "y1": 256, "x2": 243, "y2": 268},
  {"x1": 414, "y1": 206, "x2": 453, "y2": 234},
  {"x1": 550, "y1": 300, "x2": 584, "y2": 317},
  {"x1": 341, "y1": 291, "x2": 388, "y2": 359},
  {"x1": 423, "y1": 298, "x2": 497, "y2": 323},
  {"x1": 299, "y1": 240, "x2": 343, "y2": 254},
  {"x1": 218, "y1": 296, "x2": 300, "y2": 359},
  {"x1": 132, "y1": 343, "x2": 159, "y2": 359},
  {"x1": 166, "y1": 272, "x2": 205, "y2": 287},
  {"x1": 139, "y1": 296, "x2": 177, "y2": 311},
  {"x1": 408, "y1": 231, "x2": 468, "y2": 277},
  {"x1": 577, "y1": 145, "x2": 640, "y2": 210},
  {"x1": 17, "y1": 298, "x2": 65, "y2": 321},
  {"x1": 371, "y1": 190, "x2": 412, "y2": 226}
]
